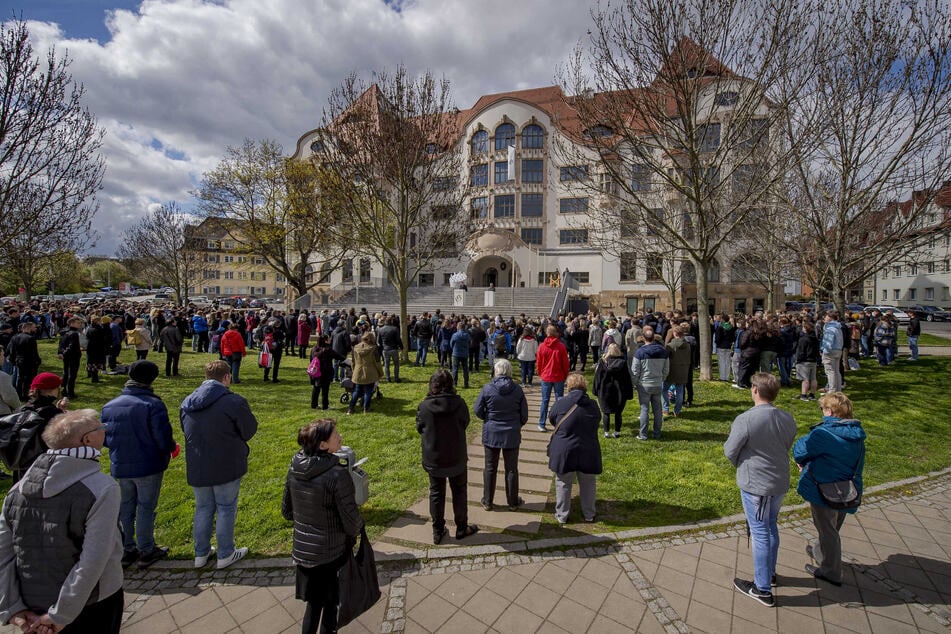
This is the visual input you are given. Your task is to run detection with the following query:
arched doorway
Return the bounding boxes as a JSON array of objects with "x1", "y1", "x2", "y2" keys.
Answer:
[{"x1": 468, "y1": 255, "x2": 519, "y2": 288}]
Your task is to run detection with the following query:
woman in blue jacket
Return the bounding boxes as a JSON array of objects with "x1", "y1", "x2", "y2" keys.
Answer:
[
  {"x1": 793, "y1": 392, "x2": 866, "y2": 586},
  {"x1": 474, "y1": 359, "x2": 528, "y2": 511}
]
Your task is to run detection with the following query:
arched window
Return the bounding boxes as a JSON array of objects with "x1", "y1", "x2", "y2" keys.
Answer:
[
  {"x1": 471, "y1": 130, "x2": 488, "y2": 154},
  {"x1": 522, "y1": 124, "x2": 544, "y2": 149},
  {"x1": 495, "y1": 123, "x2": 515, "y2": 150},
  {"x1": 683, "y1": 260, "x2": 719, "y2": 282},
  {"x1": 732, "y1": 256, "x2": 765, "y2": 283}
]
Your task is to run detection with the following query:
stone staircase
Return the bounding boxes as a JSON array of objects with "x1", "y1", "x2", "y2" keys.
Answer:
[
  {"x1": 322, "y1": 286, "x2": 562, "y2": 319},
  {"x1": 375, "y1": 385, "x2": 554, "y2": 553}
]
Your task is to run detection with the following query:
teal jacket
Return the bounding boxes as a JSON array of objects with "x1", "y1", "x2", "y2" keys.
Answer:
[{"x1": 793, "y1": 417, "x2": 866, "y2": 513}]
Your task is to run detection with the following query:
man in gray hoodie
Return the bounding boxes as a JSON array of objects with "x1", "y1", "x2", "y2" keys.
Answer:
[
  {"x1": 0, "y1": 409, "x2": 123, "y2": 632},
  {"x1": 724, "y1": 372, "x2": 797, "y2": 607}
]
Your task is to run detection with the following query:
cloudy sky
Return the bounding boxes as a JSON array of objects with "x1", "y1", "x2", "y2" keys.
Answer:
[{"x1": 0, "y1": 0, "x2": 596, "y2": 255}]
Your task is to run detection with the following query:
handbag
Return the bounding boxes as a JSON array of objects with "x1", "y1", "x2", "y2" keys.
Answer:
[
  {"x1": 807, "y1": 436, "x2": 864, "y2": 510},
  {"x1": 306, "y1": 355, "x2": 322, "y2": 379},
  {"x1": 336, "y1": 525, "x2": 381, "y2": 628},
  {"x1": 546, "y1": 404, "x2": 578, "y2": 457},
  {"x1": 258, "y1": 343, "x2": 272, "y2": 368}
]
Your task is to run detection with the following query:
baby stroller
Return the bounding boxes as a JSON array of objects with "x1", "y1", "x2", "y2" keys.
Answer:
[{"x1": 338, "y1": 359, "x2": 383, "y2": 404}]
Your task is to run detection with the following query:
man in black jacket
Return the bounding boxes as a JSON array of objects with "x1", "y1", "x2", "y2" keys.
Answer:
[
  {"x1": 331, "y1": 323, "x2": 352, "y2": 381},
  {"x1": 180, "y1": 360, "x2": 258, "y2": 569},
  {"x1": 906, "y1": 309, "x2": 921, "y2": 361},
  {"x1": 6, "y1": 322, "x2": 40, "y2": 400},
  {"x1": 377, "y1": 316, "x2": 403, "y2": 382},
  {"x1": 414, "y1": 314, "x2": 434, "y2": 367}
]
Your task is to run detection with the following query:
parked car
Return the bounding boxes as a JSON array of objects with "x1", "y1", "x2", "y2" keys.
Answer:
[
  {"x1": 248, "y1": 298, "x2": 267, "y2": 308},
  {"x1": 865, "y1": 305, "x2": 910, "y2": 324},
  {"x1": 906, "y1": 305, "x2": 951, "y2": 322}
]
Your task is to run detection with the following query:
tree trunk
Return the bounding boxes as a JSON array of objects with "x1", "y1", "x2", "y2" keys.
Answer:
[
  {"x1": 398, "y1": 283, "x2": 409, "y2": 364},
  {"x1": 695, "y1": 260, "x2": 713, "y2": 381}
]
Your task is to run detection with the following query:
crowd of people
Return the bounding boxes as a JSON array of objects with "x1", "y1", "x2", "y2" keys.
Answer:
[{"x1": 0, "y1": 295, "x2": 914, "y2": 625}]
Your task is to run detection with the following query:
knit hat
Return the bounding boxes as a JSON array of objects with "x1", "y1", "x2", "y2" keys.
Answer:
[
  {"x1": 128, "y1": 360, "x2": 159, "y2": 385},
  {"x1": 30, "y1": 372, "x2": 62, "y2": 391}
]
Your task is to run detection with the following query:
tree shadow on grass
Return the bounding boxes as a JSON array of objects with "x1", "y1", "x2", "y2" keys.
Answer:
[
  {"x1": 656, "y1": 429, "x2": 730, "y2": 442},
  {"x1": 594, "y1": 499, "x2": 721, "y2": 529}
]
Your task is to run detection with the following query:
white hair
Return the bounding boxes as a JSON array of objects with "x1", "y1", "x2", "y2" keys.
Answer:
[{"x1": 493, "y1": 358, "x2": 512, "y2": 378}]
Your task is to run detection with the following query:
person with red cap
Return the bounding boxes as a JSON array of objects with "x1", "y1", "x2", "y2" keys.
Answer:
[{"x1": 5, "y1": 373, "x2": 69, "y2": 481}]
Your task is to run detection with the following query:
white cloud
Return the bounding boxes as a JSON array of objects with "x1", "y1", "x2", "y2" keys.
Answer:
[{"x1": 17, "y1": 0, "x2": 595, "y2": 255}]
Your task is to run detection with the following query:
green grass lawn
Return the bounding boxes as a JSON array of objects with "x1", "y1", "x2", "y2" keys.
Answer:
[
  {"x1": 3, "y1": 341, "x2": 949, "y2": 557},
  {"x1": 897, "y1": 330, "x2": 951, "y2": 346}
]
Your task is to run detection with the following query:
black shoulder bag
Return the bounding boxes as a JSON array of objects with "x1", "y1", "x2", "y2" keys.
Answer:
[{"x1": 807, "y1": 432, "x2": 865, "y2": 510}]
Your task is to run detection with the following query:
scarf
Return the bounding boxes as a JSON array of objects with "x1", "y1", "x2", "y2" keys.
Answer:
[{"x1": 47, "y1": 446, "x2": 101, "y2": 460}]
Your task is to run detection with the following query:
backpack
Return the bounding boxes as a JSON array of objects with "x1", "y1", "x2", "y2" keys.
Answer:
[
  {"x1": 126, "y1": 329, "x2": 143, "y2": 346},
  {"x1": 0, "y1": 409, "x2": 47, "y2": 471},
  {"x1": 494, "y1": 333, "x2": 508, "y2": 354},
  {"x1": 307, "y1": 355, "x2": 322, "y2": 379}
]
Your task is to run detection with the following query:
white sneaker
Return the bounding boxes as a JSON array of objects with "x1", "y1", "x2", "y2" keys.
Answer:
[
  {"x1": 216, "y1": 547, "x2": 248, "y2": 569},
  {"x1": 604, "y1": 432, "x2": 610, "y2": 438},
  {"x1": 194, "y1": 547, "x2": 215, "y2": 568}
]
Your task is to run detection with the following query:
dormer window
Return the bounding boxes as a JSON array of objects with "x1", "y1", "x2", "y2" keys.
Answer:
[
  {"x1": 583, "y1": 125, "x2": 614, "y2": 140},
  {"x1": 715, "y1": 91, "x2": 739, "y2": 107},
  {"x1": 309, "y1": 140, "x2": 325, "y2": 153}
]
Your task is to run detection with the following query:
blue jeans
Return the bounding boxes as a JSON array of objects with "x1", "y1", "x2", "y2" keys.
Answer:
[
  {"x1": 907, "y1": 335, "x2": 919, "y2": 360},
  {"x1": 415, "y1": 338, "x2": 431, "y2": 366},
  {"x1": 227, "y1": 353, "x2": 242, "y2": 383},
  {"x1": 119, "y1": 472, "x2": 164, "y2": 553},
  {"x1": 740, "y1": 489, "x2": 784, "y2": 592},
  {"x1": 520, "y1": 360, "x2": 535, "y2": 385},
  {"x1": 538, "y1": 381, "x2": 564, "y2": 426},
  {"x1": 662, "y1": 382, "x2": 684, "y2": 415},
  {"x1": 452, "y1": 355, "x2": 469, "y2": 388},
  {"x1": 777, "y1": 355, "x2": 794, "y2": 386},
  {"x1": 192, "y1": 477, "x2": 242, "y2": 560},
  {"x1": 876, "y1": 344, "x2": 893, "y2": 365},
  {"x1": 637, "y1": 385, "x2": 663, "y2": 439},
  {"x1": 350, "y1": 383, "x2": 374, "y2": 412}
]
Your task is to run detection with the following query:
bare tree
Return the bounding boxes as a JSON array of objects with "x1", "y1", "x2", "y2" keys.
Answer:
[
  {"x1": 778, "y1": 0, "x2": 951, "y2": 315},
  {"x1": 0, "y1": 200, "x2": 98, "y2": 297},
  {"x1": 560, "y1": 0, "x2": 822, "y2": 379},
  {"x1": 314, "y1": 66, "x2": 471, "y2": 359},
  {"x1": 196, "y1": 139, "x2": 345, "y2": 302},
  {"x1": 0, "y1": 20, "x2": 104, "y2": 253},
  {"x1": 730, "y1": 207, "x2": 800, "y2": 311},
  {"x1": 116, "y1": 203, "x2": 206, "y2": 304}
]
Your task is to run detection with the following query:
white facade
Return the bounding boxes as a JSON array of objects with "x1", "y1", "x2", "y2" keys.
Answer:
[{"x1": 872, "y1": 191, "x2": 951, "y2": 307}]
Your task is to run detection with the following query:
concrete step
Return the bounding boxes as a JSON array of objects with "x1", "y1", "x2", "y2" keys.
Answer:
[
  {"x1": 404, "y1": 498, "x2": 543, "y2": 534},
  {"x1": 468, "y1": 454, "x2": 552, "y2": 477},
  {"x1": 465, "y1": 487, "x2": 548, "y2": 512},
  {"x1": 467, "y1": 467, "x2": 551, "y2": 494}
]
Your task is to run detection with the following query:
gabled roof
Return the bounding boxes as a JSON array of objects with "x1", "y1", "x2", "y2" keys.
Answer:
[{"x1": 314, "y1": 37, "x2": 741, "y2": 151}]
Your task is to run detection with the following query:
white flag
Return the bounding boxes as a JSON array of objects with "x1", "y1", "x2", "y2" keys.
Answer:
[{"x1": 507, "y1": 145, "x2": 515, "y2": 181}]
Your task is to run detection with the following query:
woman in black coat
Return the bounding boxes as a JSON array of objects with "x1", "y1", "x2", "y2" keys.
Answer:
[
  {"x1": 309, "y1": 335, "x2": 338, "y2": 410},
  {"x1": 85, "y1": 316, "x2": 111, "y2": 384},
  {"x1": 593, "y1": 343, "x2": 633, "y2": 438},
  {"x1": 282, "y1": 419, "x2": 362, "y2": 634},
  {"x1": 416, "y1": 369, "x2": 478, "y2": 544},
  {"x1": 548, "y1": 372, "x2": 602, "y2": 524}
]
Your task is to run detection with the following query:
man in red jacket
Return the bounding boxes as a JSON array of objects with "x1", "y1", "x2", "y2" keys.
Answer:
[
  {"x1": 536, "y1": 325, "x2": 570, "y2": 432},
  {"x1": 219, "y1": 323, "x2": 246, "y2": 384}
]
